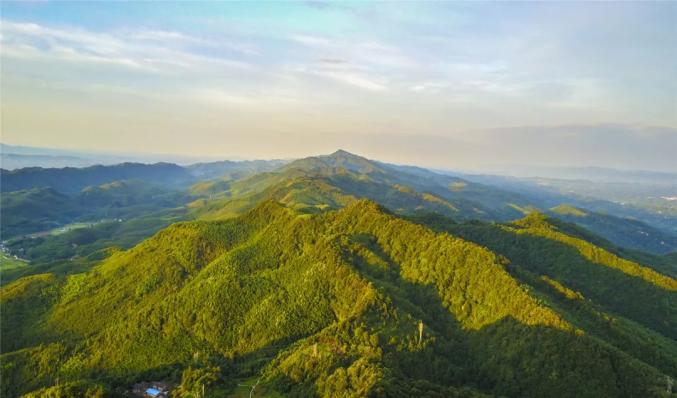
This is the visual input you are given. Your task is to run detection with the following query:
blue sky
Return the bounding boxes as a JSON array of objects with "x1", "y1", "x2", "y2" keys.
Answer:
[{"x1": 1, "y1": 1, "x2": 675, "y2": 170}]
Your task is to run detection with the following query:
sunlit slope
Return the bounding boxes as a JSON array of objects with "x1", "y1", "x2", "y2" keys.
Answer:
[
  {"x1": 190, "y1": 150, "x2": 534, "y2": 222},
  {"x1": 549, "y1": 204, "x2": 677, "y2": 255},
  {"x1": 2, "y1": 201, "x2": 674, "y2": 397},
  {"x1": 426, "y1": 212, "x2": 677, "y2": 340}
]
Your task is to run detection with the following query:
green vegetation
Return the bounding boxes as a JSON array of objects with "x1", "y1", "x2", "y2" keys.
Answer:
[
  {"x1": 514, "y1": 213, "x2": 676, "y2": 290},
  {"x1": 0, "y1": 180, "x2": 191, "y2": 240},
  {"x1": 2, "y1": 200, "x2": 675, "y2": 397},
  {"x1": 0, "y1": 252, "x2": 28, "y2": 271},
  {"x1": 1, "y1": 208, "x2": 188, "y2": 286},
  {"x1": 5, "y1": 207, "x2": 186, "y2": 262},
  {"x1": 22, "y1": 381, "x2": 109, "y2": 398},
  {"x1": 188, "y1": 150, "x2": 537, "y2": 223},
  {"x1": 551, "y1": 204, "x2": 588, "y2": 217},
  {"x1": 549, "y1": 204, "x2": 677, "y2": 254},
  {"x1": 0, "y1": 162, "x2": 193, "y2": 194},
  {"x1": 0, "y1": 188, "x2": 80, "y2": 238},
  {"x1": 2, "y1": 150, "x2": 676, "y2": 397},
  {"x1": 418, "y1": 212, "x2": 677, "y2": 339}
]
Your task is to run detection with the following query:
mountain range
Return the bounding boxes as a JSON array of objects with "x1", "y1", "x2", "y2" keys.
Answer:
[{"x1": 1, "y1": 150, "x2": 676, "y2": 397}]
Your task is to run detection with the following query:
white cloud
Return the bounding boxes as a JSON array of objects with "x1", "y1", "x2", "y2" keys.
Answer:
[
  {"x1": 0, "y1": 20, "x2": 252, "y2": 74},
  {"x1": 192, "y1": 89, "x2": 259, "y2": 106},
  {"x1": 317, "y1": 70, "x2": 387, "y2": 91},
  {"x1": 1, "y1": 1, "x2": 674, "y2": 166},
  {"x1": 125, "y1": 29, "x2": 202, "y2": 44},
  {"x1": 291, "y1": 34, "x2": 332, "y2": 46},
  {"x1": 285, "y1": 35, "x2": 418, "y2": 91},
  {"x1": 410, "y1": 81, "x2": 450, "y2": 93},
  {"x1": 288, "y1": 60, "x2": 388, "y2": 92}
]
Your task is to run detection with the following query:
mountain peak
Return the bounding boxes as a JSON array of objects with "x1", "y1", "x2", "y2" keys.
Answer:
[
  {"x1": 550, "y1": 204, "x2": 588, "y2": 217},
  {"x1": 343, "y1": 198, "x2": 391, "y2": 215},
  {"x1": 281, "y1": 150, "x2": 383, "y2": 176},
  {"x1": 512, "y1": 211, "x2": 553, "y2": 229},
  {"x1": 324, "y1": 149, "x2": 366, "y2": 161},
  {"x1": 329, "y1": 149, "x2": 355, "y2": 157}
]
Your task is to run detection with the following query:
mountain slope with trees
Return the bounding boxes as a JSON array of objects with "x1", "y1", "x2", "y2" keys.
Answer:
[
  {"x1": 189, "y1": 150, "x2": 537, "y2": 223},
  {"x1": 2, "y1": 200, "x2": 675, "y2": 397},
  {"x1": 549, "y1": 204, "x2": 677, "y2": 255}
]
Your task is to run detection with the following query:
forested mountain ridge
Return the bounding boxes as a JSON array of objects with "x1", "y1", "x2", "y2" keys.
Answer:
[
  {"x1": 188, "y1": 151, "x2": 677, "y2": 256},
  {"x1": 0, "y1": 163, "x2": 193, "y2": 194},
  {"x1": 2, "y1": 200, "x2": 675, "y2": 397},
  {"x1": 186, "y1": 159, "x2": 288, "y2": 180},
  {"x1": 512, "y1": 213, "x2": 676, "y2": 291},
  {"x1": 548, "y1": 204, "x2": 677, "y2": 254},
  {"x1": 189, "y1": 150, "x2": 538, "y2": 222},
  {"x1": 4, "y1": 150, "x2": 675, "y2": 260},
  {"x1": 0, "y1": 159, "x2": 285, "y2": 195},
  {"x1": 418, "y1": 211, "x2": 677, "y2": 338},
  {"x1": 454, "y1": 171, "x2": 677, "y2": 237}
]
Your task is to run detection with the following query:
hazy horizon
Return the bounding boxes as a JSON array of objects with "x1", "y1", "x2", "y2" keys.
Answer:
[
  {"x1": 1, "y1": 2, "x2": 676, "y2": 172},
  {"x1": 3, "y1": 141, "x2": 677, "y2": 178}
]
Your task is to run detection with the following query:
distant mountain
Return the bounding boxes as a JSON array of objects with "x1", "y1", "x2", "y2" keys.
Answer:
[
  {"x1": 0, "y1": 162, "x2": 193, "y2": 194},
  {"x1": 190, "y1": 150, "x2": 536, "y2": 222},
  {"x1": 5, "y1": 150, "x2": 676, "y2": 259},
  {"x1": 487, "y1": 165, "x2": 677, "y2": 184},
  {"x1": 0, "y1": 158, "x2": 283, "y2": 241},
  {"x1": 186, "y1": 159, "x2": 288, "y2": 180},
  {"x1": 0, "y1": 143, "x2": 256, "y2": 169},
  {"x1": 0, "y1": 143, "x2": 139, "y2": 169},
  {"x1": 452, "y1": 172, "x2": 677, "y2": 235},
  {"x1": 2, "y1": 200, "x2": 675, "y2": 397},
  {"x1": 1, "y1": 157, "x2": 289, "y2": 194},
  {"x1": 0, "y1": 153, "x2": 99, "y2": 170},
  {"x1": 548, "y1": 204, "x2": 677, "y2": 255},
  {"x1": 0, "y1": 143, "x2": 96, "y2": 157}
]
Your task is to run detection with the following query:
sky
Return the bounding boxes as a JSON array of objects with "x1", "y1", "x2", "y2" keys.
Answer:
[{"x1": 1, "y1": 1, "x2": 676, "y2": 171}]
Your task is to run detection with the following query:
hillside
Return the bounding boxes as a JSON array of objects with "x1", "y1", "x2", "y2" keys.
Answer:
[
  {"x1": 0, "y1": 188, "x2": 80, "y2": 237},
  {"x1": 0, "y1": 159, "x2": 286, "y2": 195},
  {"x1": 2, "y1": 200, "x2": 675, "y2": 397},
  {"x1": 0, "y1": 180, "x2": 190, "y2": 240},
  {"x1": 456, "y1": 172, "x2": 677, "y2": 236},
  {"x1": 0, "y1": 158, "x2": 283, "y2": 239},
  {"x1": 9, "y1": 151, "x2": 673, "y2": 256},
  {"x1": 187, "y1": 159, "x2": 288, "y2": 180},
  {"x1": 420, "y1": 212, "x2": 677, "y2": 339},
  {"x1": 190, "y1": 150, "x2": 536, "y2": 222},
  {"x1": 549, "y1": 204, "x2": 677, "y2": 255},
  {"x1": 0, "y1": 162, "x2": 193, "y2": 194}
]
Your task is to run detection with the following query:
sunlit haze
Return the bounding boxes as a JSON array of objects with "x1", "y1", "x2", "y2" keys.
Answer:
[{"x1": 1, "y1": 1, "x2": 675, "y2": 171}]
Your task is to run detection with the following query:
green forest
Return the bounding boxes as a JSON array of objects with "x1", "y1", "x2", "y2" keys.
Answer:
[
  {"x1": 1, "y1": 151, "x2": 676, "y2": 397},
  {"x1": 2, "y1": 199, "x2": 676, "y2": 397}
]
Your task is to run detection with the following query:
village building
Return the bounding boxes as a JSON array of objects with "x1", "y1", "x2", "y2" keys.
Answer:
[{"x1": 131, "y1": 381, "x2": 171, "y2": 398}]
